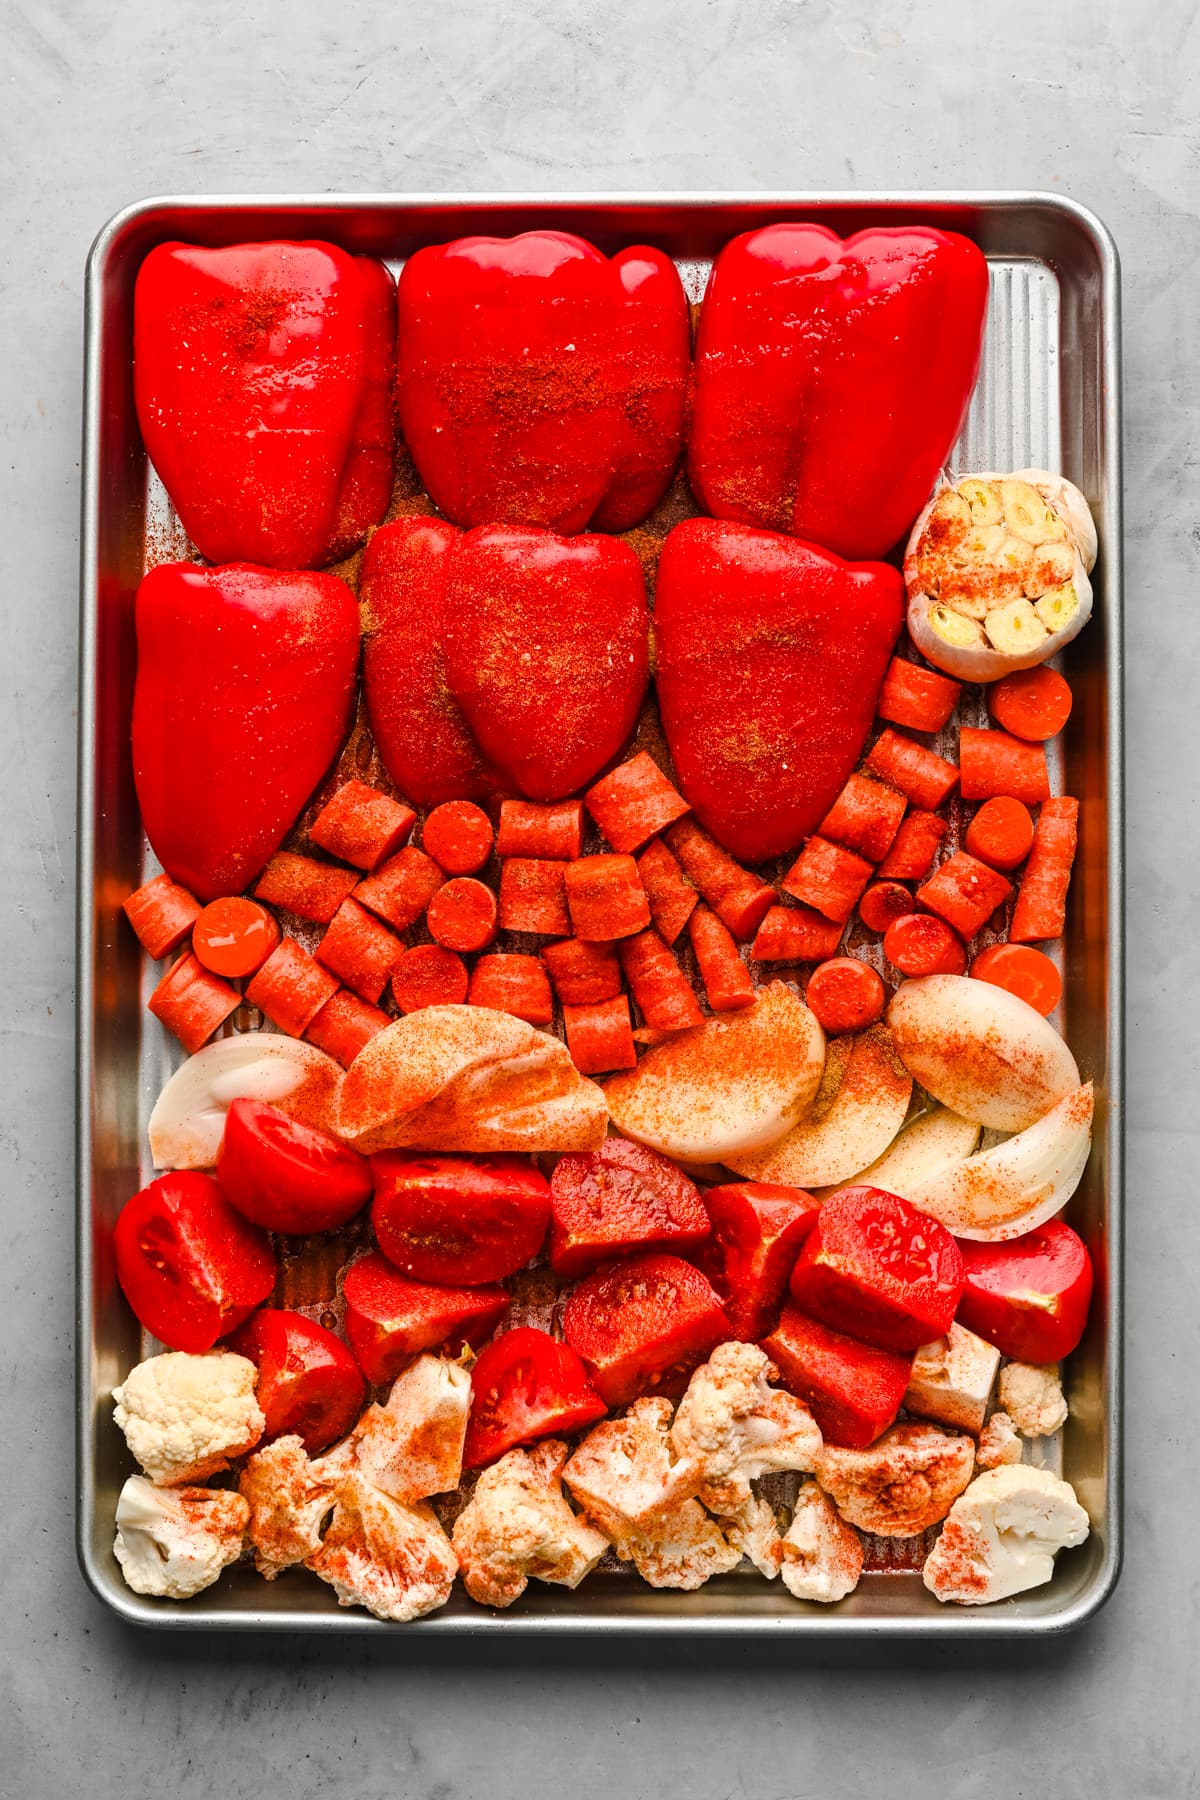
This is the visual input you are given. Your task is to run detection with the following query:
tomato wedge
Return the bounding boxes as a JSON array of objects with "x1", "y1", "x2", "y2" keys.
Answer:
[
  {"x1": 463, "y1": 1327, "x2": 607, "y2": 1469},
  {"x1": 371, "y1": 1153, "x2": 551, "y2": 1285},
  {"x1": 216, "y1": 1098, "x2": 372, "y2": 1234},
  {"x1": 789, "y1": 1186, "x2": 964, "y2": 1354},
  {"x1": 230, "y1": 1308, "x2": 366, "y2": 1453},
  {"x1": 762, "y1": 1303, "x2": 911, "y2": 1449},
  {"x1": 563, "y1": 1251, "x2": 729, "y2": 1407},
  {"x1": 956, "y1": 1219, "x2": 1094, "y2": 1363},
  {"x1": 700, "y1": 1181, "x2": 820, "y2": 1341},
  {"x1": 113, "y1": 1171, "x2": 276, "y2": 1353},
  {"x1": 341, "y1": 1251, "x2": 510, "y2": 1384},
  {"x1": 548, "y1": 1139, "x2": 711, "y2": 1277}
]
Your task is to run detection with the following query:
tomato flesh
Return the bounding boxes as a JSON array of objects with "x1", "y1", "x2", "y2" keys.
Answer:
[
  {"x1": 113, "y1": 1171, "x2": 276, "y2": 1352},
  {"x1": 700, "y1": 1181, "x2": 820, "y2": 1341},
  {"x1": 548, "y1": 1139, "x2": 711, "y2": 1277},
  {"x1": 463, "y1": 1327, "x2": 607, "y2": 1468},
  {"x1": 341, "y1": 1252, "x2": 510, "y2": 1384},
  {"x1": 231, "y1": 1308, "x2": 366, "y2": 1453},
  {"x1": 371, "y1": 1152, "x2": 551, "y2": 1285},
  {"x1": 563, "y1": 1251, "x2": 729, "y2": 1407},
  {"x1": 216, "y1": 1098, "x2": 372, "y2": 1234},
  {"x1": 762, "y1": 1303, "x2": 912, "y2": 1449},
  {"x1": 956, "y1": 1219, "x2": 1094, "y2": 1363},
  {"x1": 789, "y1": 1185, "x2": 964, "y2": 1353}
]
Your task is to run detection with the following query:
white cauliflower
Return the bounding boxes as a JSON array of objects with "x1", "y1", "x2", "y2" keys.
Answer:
[
  {"x1": 113, "y1": 1475, "x2": 249, "y2": 1599},
  {"x1": 239, "y1": 1434, "x2": 356, "y2": 1580},
  {"x1": 998, "y1": 1362, "x2": 1069, "y2": 1438},
  {"x1": 451, "y1": 1440, "x2": 609, "y2": 1609},
  {"x1": 113, "y1": 1352, "x2": 265, "y2": 1486},
  {"x1": 669, "y1": 1342, "x2": 823, "y2": 1514},
  {"x1": 307, "y1": 1471, "x2": 458, "y2": 1623},
  {"x1": 780, "y1": 1481, "x2": 864, "y2": 1605},
  {"x1": 351, "y1": 1354, "x2": 470, "y2": 1504},
  {"x1": 563, "y1": 1399, "x2": 740, "y2": 1591},
  {"x1": 976, "y1": 1411, "x2": 1024, "y2": 1471},
  {"x1": 903, "y1": 1324, "x2": 1001, "y2": 1436},
  {"x1": 723, "y1": 1494, "x2": 784, "y2": 1579},
  {"x1": 817, "y1": 1423, "x2": 976, "y2": 1537},
  {"x1": 923, "y1": 1464, "x2": 1089, "y2": 1605}
]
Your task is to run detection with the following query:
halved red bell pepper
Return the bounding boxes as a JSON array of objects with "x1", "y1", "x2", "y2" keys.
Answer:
[
  {"x1": 655, "y1": 519, "x2": 903, "y2": 861},
  {"x1": 395, "y1": 231, "x2": 689, "y2": 533},
  {"x1": 789, "y1": 1186, "x2": 965, "y2": 1354},
  {"x1": 132, "y1": 563, "x2": 359, "y2": 901},
  {"x1": 135, "y1": 240, "x2": 396, "y2": 569},
  {"x1": 688, "y1": 222, "x2": 988, "y2": 560}
]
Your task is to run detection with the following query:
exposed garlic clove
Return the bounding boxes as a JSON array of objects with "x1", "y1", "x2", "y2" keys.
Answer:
[
  {"x1": 999, "y1": 479, "x2": 1056, "y2": 542},
  {"x1": 984, "y1": 598, "x2": 1049, "y2": 655},
  {"x1": 957, "y1": 478, "x2": 1004, "y2": 526},
  {"x1": 960, "y1": 523, "x2": 1008, "y2": 562},
  {"x1": 927, "y1": 489, "x2": 972, "y2": 545},
  {"x1": 1034, "y1": 583, "x2": 1080, "y2": 632},
  {"x1": 929, "y1": 604, "x2": 986, "y2": 648},
  {"x1": 1026, "y1": 543, "x2": 1076, "y2": 594}
]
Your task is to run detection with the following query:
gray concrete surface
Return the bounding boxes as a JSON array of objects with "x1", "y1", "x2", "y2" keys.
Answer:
[{"x1": 2, "y1": 0, "x2": 1197, "y2": 1793}]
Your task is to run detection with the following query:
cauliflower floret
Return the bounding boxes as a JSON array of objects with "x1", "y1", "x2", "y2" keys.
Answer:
[
  {"x1": 923, "y1": 1464, "x2": 1089, "y2": 1605},
  {"x1": 998, "y1": 1362, "x2": 1069, "y2": 1438},
  {"x1": 723, "y1": 1494, "x2": 784, "y2": 1578},
  {"x1": 452, "y1": 1439, "x2": 609, "y2": 1609},
  {"x1": 976, "y1": 1411, "x2": 1024, "y2": 1471},
  {"x1": 563, "y1": 1399, "x2": 739, "y2": 1591},
  {"x1": 113, "y1": 1475, "x2": 249, "y2": 1599},
  {"x1": 113, "y1": 1352, "x2": 265, "y2": 1486},
  {"x1": 904, "y1": 1324, "x2": 1001, "y2": 1436},
  {"x1": 306, "y1": 1471, "x2": 458, "y2": 1623},
  {"x1": 351, "y1": 1355, "x2": 471, "y2": 1504},
  {"x1": 817, "y1": 1422, "x2": 975, "y2": 1537},
  {"x1": 239, "y1": 1434, "x2": 355, "y2": 1579},
  {"x1": 669, "y1": 1342, "x2": 823, "y2": 1514},
  {"x1": 780, "y1": 1481, "x2": 864, "y2": 1605}
]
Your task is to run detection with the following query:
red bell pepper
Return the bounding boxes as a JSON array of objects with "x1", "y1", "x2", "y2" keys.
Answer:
[
  {"x1": 688, "y1": 223, "x2": 988, "y2": 559},
  {"x1": 762, "y1": 1303, "x2": 912, "y2": 1449},
  {"x1": 956, "y1": 1219, "x2": 1093, "y2": 1363},
  {"x1": 135, "y1": 240, "x2": 396, "y2": 569},
  {"x1": 655, "y1": 520, "x2": 903, "y2": 861},
  {"x1": 395, "y1": 231, "x2": 689, "y2": 533},
  {"x1": 132, "y1": 563, "x2": 359, "y2": 902}
]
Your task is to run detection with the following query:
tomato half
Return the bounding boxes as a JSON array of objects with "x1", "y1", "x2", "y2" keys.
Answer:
[
  {"x1": 549, "y1": 1139, "x2": 711, "y2": 1277},
  {"x1": 463, "y1": 1327, "x2": 607, "y2": 1469},
  {"x1": 789, "y1": 1185, "x2": 964, "y2": 1353},
  {"x1": 341, "y1": 1251, "x2": 510, "y2": 1384},
  {"x1": 700, "y1": 1181, "x2": 820, "y2": 1341},
  {"x1": 562, "y1": 1251, "x2": 729, "y2": 1407},
  {"x1": 113, "y1": 1171, "x2": 276, "y2": 1352},
  {"x1": 216, "y1": 1098, "x2": 373, "y2": 1234},
  {"x1": 370, "y1": 1153, "x2": 551, "y2": 1285},
  {"x1": 956, "y1": 1219, "x2": 1093, "y2": 1363},
  {"x1": 231, "y1": 1308, "x2": 366, "y2": 1452}
]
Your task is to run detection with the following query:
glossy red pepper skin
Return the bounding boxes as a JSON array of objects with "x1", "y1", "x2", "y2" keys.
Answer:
[
  {"x1": 361, "y1": 519, "x2": 650, "y2": 806},
  {"x1": 689, "y1": 224, "x2": 988, "y2": 560},
  {"x1": 563, "y1": 1252, "x2": 730, "y2": 1408},
  {"x1": 395, "y1": 232, "x2": 689, "y2": 533},
  {"x1": 132, "y1": 563, "x2": 359, "y2": 901},
  {"x1": 135, "y1": 240, "x2": 396, "y2": 569},
  {"x1": 654, "y1": 519, "x2": 903, "y2": 862},
  {"x1": 230, "y1": 1309, "x2": 367, "y2": 1454}
]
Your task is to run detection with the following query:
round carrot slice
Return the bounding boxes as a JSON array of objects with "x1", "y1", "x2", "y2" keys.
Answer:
[
  {"x1": 191, "y1": 896, "x2": 281, "y2": 978},
  {"x1": 391, "y1": 943, "x2": 469, "y2": 1014},
  {"x1": 858, "y1": 880, "x2": 914, "y2": 935},
  {"x1": 965, "y1": 796, "x2": 1035, "y2": 872},
  {"x1": 883, "y1": 913, "x2": 967, "y2": 978},
  {"x1": 805, "y1": 957, "x2": 886, "y2": 1034},
  {"x1": 970, "y1": 943, "x2": 1062, "y2": 1016},
  {"x1": 426, "y1": 878, "x2": 498, "y2": 953},
  {"x1": 989, "y1": 666, "x2": 1074, "y2": 741},
  {"x1": 422, "y1": 801, "x2": 494, "y2": 876}
]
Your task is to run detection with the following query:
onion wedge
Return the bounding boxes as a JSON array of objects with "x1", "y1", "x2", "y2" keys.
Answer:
[
  {"x1": 148, "y1": 1032, "x2": 344, "y2": 1170},
  {"x1": 813, "y1": 1104, "x2": 981, "y2": 1202},
  {"x1": 905, "y1": 1083, "x2": 1093, "y2": 1240}
]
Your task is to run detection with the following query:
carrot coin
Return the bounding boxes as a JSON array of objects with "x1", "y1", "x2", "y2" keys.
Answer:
[
  {"x1": 989, "y1": 666, "x2": 1074, "y2": 742},
  {"x1": 425, "y1": 877, "x2": 498, "y2": 953},
  {"x1": 192, "y1": 896, "x2": 281, "y2": 978},
  {"x1": 965, "y1": 796, "x2": 1035, "y2": 872},
  {"x1": 422, "y1": 800, "x2": 494, "y2": 876},
  {"x1": 391, "y1": 943, "x2": 469, "y2": 1014},
  {"x1": 883, "y1": 913, "x2": 967, "y2": 978},
  {"x1": 805, "y1": 957, "x2": 886, "y2": 1034},
  {"x1": 858, "y1": 880, "x2": 916, "y2": 935},
  {"x1": 970, "y1": 942, "x2": 1062, "y2": 1016}
]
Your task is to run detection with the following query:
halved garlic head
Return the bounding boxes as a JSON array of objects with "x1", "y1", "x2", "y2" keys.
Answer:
[{"x1": 905, "y1": 469, "x2": 1097, "y2": 682}]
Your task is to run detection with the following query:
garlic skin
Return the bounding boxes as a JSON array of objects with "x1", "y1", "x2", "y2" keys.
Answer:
[{"x1": 905, "y1": 469, "x2": 1097, "y2": 682}]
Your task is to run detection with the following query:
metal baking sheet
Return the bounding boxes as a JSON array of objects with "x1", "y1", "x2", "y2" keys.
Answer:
[{"x1": 77, "y1": 193, "x2": 1123, "y2": 1635}]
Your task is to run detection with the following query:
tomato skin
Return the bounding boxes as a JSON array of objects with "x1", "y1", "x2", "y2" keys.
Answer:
[
  {"x1": 956, "y1": 1220, "x2": 1094, "y2": 1363},
  {"x1": 215, "y1": 1098, "x2": 372, "y2": 1234},
  {"x1": 230, "y1": 1308, "x2": 366, "y2": 1453},
  {"x1": 700, "y1": 1182, "x2": 820, "y2": 1341},
  {"x1": 548, "y1": 1140, "x2": 711, "y2": 1278},
  {"x1": 342, "y1": 1252, "x2": 510, "y2": 1384},
  {"x1": 463, "y1": 1327, "x2": 607, "y2": 1469},
  {"x1": 789, "y1": 1185, "x2": 964, "y2": 1354},
  {"x1": 762, "y1": 1303, "x2": 911, "y2": 1449},
  {"x1": 563, "y1": 1252, "x2": 730, "y2": 1408},
  {"x1": 371, "y1": 1153, "x2": 551, "y2": 1285},
  {"x1": 113, "y1": 1172, "x2": 276, "y2": 1352}
]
